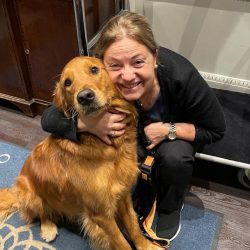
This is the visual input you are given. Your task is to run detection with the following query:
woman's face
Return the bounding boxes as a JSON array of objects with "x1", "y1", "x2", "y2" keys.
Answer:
[{"x1": 103, "y1": 37, "x2": 157, "y2": 102}]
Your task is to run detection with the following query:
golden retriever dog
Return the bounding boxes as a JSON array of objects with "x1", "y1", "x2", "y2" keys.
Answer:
[{"x1": 0, "y1": 57, "x2": 165, "y2": 250}]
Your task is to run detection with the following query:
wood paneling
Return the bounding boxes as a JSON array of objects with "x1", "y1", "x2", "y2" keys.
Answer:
[
  {"x1": 0, "y1": 0, "x2": 28, "y2": 99},
  {"x1": 14, "y1": 0, "x2": 79, "y2": 102},
  {"x1": 0, "y1": 0, "x2": 79, "y2": 116}
]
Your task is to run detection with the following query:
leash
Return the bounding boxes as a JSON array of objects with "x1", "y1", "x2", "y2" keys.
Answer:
[{"x1": 139, "y1": 155, "x2": 170, "y2": 249}]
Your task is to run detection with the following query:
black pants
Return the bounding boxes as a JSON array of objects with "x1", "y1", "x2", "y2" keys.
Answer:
[{"x1": 133, "y1": 139, "x2": 196, "y2": 216}]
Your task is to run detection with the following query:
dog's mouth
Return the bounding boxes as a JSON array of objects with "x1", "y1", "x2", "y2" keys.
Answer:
[
  {"x1": 71, "y1": 95, "x2": 125, "y2": 119},
  {"x1": 70, "y1": 102, "x2": 109, "y2": 119},
  {"x1": 84, "y1": 102, "x2": 109, "y2": 116}
]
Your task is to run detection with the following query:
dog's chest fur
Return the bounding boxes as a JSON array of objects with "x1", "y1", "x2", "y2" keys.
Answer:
[{"x1": 21, "y1": 134, "x2": 138, "y2": 216}]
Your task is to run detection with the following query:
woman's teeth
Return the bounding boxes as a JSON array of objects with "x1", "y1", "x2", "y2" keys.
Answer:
[{"x1": 122, "y1": 82, "x2": 140, "y2": 89}]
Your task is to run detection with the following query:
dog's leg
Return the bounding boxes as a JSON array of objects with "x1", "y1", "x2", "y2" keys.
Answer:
[
  {"x1": 118, "y1": 195, "x2": 164, "y2": 250},
  {"x1": 16, "y1": 176, "x2": 59, "y2": 242},
  {"x1": 40, "y1": 218, "x2": 58, "y2": 242},
  {"x1": 16, "y1": 176, "x2": 42, "y2": 223},
  {"x1": 83, "y1": 215, "x2": 132, "y2": 250}
]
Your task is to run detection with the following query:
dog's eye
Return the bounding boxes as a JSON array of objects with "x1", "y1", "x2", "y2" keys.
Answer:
[
  {"x1": 64, "y1": 78, "x2": 72, "y2": 87},
  {"x1": 90, "y1": 66, "x2": 99, "y2": 74}
]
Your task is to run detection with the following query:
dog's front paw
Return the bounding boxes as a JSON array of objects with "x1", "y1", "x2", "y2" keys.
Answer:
[{"x1": 40, "y1": 220, "x2": 58, "y2": 242}]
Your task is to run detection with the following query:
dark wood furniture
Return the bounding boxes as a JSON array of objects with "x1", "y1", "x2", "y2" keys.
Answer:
[{"x1": 0, "y1": 0, "x2": 79, "y2": 116}]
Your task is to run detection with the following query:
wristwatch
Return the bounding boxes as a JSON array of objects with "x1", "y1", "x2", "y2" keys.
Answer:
[{"x1": 167, "y1": 122, "x2": 176, "y2": 141}]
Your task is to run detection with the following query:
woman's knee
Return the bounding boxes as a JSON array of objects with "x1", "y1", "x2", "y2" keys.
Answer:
[{"x1": 155, "y1": 140, "x2": 195, "y2": 180}]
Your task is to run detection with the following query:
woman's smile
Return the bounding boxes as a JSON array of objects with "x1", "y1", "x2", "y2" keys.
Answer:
[{"x1": 119, "y1": 81, "x2": 142, "y2": 89}]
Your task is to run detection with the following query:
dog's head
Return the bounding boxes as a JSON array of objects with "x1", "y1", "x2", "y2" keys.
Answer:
[{"x1": 53, "y1": 56, "x2": 120, "y2": 118}]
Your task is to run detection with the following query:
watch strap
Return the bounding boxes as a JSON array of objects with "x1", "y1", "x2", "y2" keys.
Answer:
[{"x1": 167, "y1": 122, "x2": 176, "y2": 140}]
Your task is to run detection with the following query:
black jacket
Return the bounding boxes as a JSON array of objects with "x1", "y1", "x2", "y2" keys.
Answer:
[
  {"x1": 41, "y1": 47, "x2": 226, "y2": 145},
  {"x1": 153, "y1": 47, "x2": 226, "y2": 144}
]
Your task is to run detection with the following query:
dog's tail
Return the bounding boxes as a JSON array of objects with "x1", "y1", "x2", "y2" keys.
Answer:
[{"x1": 0, "y1": 187, "x2": 19, "y2": 222}]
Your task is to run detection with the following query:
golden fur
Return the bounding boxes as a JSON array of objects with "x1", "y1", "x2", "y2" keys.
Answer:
[{"x1": 0, "y1": 57, "x2": 163, "y2": 250}]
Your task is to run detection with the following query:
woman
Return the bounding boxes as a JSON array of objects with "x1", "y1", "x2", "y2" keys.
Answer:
[{"x1": 41, "y1": 11, "x2": 226, "y2": 241}]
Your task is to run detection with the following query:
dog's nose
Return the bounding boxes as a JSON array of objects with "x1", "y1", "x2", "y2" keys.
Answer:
[{"x1": 77, "y1": 89, "x2": 95, "y2": 105}]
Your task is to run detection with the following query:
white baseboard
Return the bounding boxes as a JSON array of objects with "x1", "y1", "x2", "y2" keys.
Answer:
[{"x1": 200, "y1": 71, "x2": 250, "y2": 94}]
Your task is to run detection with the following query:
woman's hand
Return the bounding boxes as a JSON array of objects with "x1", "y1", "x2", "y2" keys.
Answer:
[
  {"x1": 77, "y1": 109, "x2": 127, "y2": 145},
  {"x1": 144, "y1": 122, "x2": 196, "y2": 150},
  {"x1": 144, "y1": 122, "x2": 168, "y2": 150}
]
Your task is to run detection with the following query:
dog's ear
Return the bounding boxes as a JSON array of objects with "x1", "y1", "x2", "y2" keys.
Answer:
[{"x1": 53, "y1": 81, "x2": 71, "y2": 117}]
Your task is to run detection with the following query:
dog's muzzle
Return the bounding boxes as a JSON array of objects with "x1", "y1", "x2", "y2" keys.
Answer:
[
  {"x1": 77, "y1": 89, "x2": 109, "y2": 115},
  {"x1": 77, "y1": 89, "x2": 95, "y2": 105}
]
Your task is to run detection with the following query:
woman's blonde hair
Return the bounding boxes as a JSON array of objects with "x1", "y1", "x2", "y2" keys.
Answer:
[{"x1": 94, "y1": 11, "x2": 159, "y2": 59}]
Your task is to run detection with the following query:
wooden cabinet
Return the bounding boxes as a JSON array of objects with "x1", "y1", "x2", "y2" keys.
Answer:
[{"x1": 0, "y1": 0, "x2": 79, "y2": 116}]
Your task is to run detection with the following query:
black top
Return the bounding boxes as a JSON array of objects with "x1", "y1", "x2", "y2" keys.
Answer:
[{"x1": 41, "y1": 47, "x2": 226, "y2": 145}]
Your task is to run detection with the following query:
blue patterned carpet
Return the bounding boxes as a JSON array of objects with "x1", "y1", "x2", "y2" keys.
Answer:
[{"x1": 0, "y1": 140, "x2": 223, "y2": 250}]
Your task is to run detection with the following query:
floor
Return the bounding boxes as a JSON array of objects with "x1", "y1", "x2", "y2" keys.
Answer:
[{"x1": 0, "y1": 104, "x2": 249, "y2": 250}]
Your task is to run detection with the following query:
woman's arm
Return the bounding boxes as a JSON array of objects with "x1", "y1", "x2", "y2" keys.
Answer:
[
  {"x1": 144, "y1": 71, "x2": 226, "y2": 150},
  {"x1": 77, "y1": 109, "x2": 127, "y2": 145},
  {"x1": 41, "y1": 104, "x2": 79, "y2": 142},
  {"x1": 41, "y1": 104, "x2": 127, "y2": 144},
  {"x1": 180, "y1": 70, "x2": 226, "y2": 144}
]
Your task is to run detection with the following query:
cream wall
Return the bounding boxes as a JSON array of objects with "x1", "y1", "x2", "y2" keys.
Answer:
[{"x1": 128, "y1": 0, "x2": 250, "y2": 93}]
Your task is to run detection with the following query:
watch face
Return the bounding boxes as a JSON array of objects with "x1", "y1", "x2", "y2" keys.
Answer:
[{"x1": 168, "y1": 132, "x2": 176, "y2": 140}]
